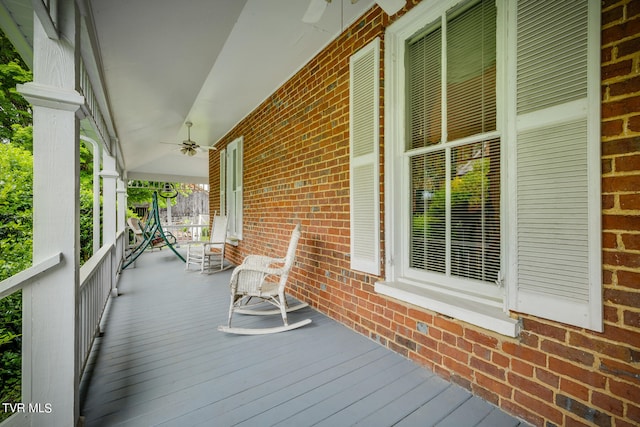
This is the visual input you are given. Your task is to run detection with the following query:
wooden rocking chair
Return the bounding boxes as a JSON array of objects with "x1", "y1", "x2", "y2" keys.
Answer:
[
  {"x1": 218, "y1": 223, "x2": 311, "y2": 335},
  {"x1": 185, "y1": 214, "x2": 228, "y2": 273}
]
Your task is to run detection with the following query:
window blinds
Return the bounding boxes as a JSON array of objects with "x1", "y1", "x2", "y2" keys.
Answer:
[{"x1": 406, "y1": 0, "x2": 500, "y2": 286}]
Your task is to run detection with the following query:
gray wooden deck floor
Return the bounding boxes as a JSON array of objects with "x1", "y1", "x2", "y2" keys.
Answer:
[{"x1": 80, "y1": 249, "x2": 529, "y2": 427}]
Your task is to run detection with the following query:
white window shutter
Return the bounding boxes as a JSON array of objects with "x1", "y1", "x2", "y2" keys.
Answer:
[
  {"x1": 235, "y1": 139, "x2": 243, "y2": 239},
  {"x1": 509, "y1": 0, "x2": 601, "y2": 331},
  {"x1": 350, "y1": 38, "x2": 380, "y2": 275},
  {"x1": 219, "y1": 148, "x2": 226, "y2": 216},
  {"x1": 226, "y1": 137, "x2": 243, "y2": 239}
]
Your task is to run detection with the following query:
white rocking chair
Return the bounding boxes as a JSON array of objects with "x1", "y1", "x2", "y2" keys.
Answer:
[
  {"x1": 185, "y1": 215, "x2": 228, "y2": 273},
  {"x1": 218, "y1": 223, "x2": 311, "y2": 335}
]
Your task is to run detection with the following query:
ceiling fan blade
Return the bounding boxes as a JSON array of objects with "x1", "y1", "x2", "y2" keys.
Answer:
[
  {"x1": 303, "y1": 0, "x2": 328, "y2": 23},
  {"x1": 162, "y1": 122, "x2": 215, "y2": 155},
  {"x1": 375, "y1": 0, "x2": 405, "y2": 15}
]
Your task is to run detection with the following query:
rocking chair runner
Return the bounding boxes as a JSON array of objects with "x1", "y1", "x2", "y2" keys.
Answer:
[
  {"x1": 218, "y1": 223, "x2": 311, "y2": 335},
  {"x1": 185, "y1": 214, "x2": 228, "y2": 273}
]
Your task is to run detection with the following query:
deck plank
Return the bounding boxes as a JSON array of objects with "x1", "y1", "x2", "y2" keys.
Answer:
[
  {"x1": 80, "y1": 250, "x2": 530, "y2": 427},
  {"x1": 434, "y1": 395, "x2": 496, "y2": 427},
  {"x1": 395, "y1": 385, "x2": 471, "y2": 427},
  {"x1": 352, "y1": 376, "x2": 451, "y2": 427},
  {"x1": 313, "y1": 367, "x2": 434, "y2": 427}
]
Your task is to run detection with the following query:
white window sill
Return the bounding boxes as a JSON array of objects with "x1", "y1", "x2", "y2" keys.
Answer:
[
  {"x1": 375, "y1": 280, "x2": 520, "y2": 337},
  {"x1": 226, "y1": 236, "x2": 240, "y2": 246}
]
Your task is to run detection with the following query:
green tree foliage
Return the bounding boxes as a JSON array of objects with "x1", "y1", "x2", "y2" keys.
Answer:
[
  {"x1": 127, "y1": 183, "x2": 191, "y2": 216},
  {"x1": 79, "y1": 142, "x2": 99, "y2": 263},
  {"x1": 0, "y1": 29, "x2": 33, "y2": 412},
  {"x1": 0, "y1": 143, "x2": 33, "y2": 278},
  {"x1": 0, "y1": 142, "x2": 31, "y2": 410},
  {"x1": 0, "y1": 30, "x2": 26, "y2": 415},
  {"x1": 0, "y1": 32, "x2": 31, "y2": 146}
]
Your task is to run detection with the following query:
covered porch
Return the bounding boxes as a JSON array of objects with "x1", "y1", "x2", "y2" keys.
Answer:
[
  {"x1": 79, "y1": 249, "x2": 527, "y2": 427},
  {"x1": 0, "y1": 1, "x2": 412, "y2": 425},
  {"x1": 3, "y1": 0, "x2": 639, "y2": 426}
]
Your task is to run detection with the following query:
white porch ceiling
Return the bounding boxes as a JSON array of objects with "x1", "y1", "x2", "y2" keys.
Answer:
[
  {"x1": 93, "y1": 0, "x2": 379, "y2": 184},
  {"x1": 59, "y1": 0, "x2": 378, "y2": 184}
]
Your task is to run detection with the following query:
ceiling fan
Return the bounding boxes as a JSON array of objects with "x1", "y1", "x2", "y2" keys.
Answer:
[{"x1": 161, "y1": 121, "x2": 216, "y2": 156}]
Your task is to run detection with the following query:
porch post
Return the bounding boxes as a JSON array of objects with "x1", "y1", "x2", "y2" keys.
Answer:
[
  {"x1": 101, "y1": 153, "x2": 117, "y2": 247},
  {"x1": 115, "y1": 177, "x2": 127, "y2": 293},
  {"x1": 17, "y1": 1, "x2": 83, "y2": 425},
  {"x1": 117, "y1": 178, "x2": 126, "y2": 234},
  {"x1": 101, "y1": 154, "x2": 118, "y2": 296}
]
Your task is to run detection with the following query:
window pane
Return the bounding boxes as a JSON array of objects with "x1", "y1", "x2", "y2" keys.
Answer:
[
  {"x1": 447, "y1": 0, "x2": 497, "y2": 141},
  {"x1": 410, "y1": 151, "x2": 445, "y2": 273},
  {"x1": 407, "y1": 24, "x2": 442, "y2": 149},
  {"x1": 450, "y1": 139, "x2": 500, "y2": 282}
]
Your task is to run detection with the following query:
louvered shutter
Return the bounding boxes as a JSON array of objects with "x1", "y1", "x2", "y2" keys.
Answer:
[
  {"x1": 226, "y1": 138, "x2": 243, "y2": 239},
  {"x1": 350, "y1": 38, "x2": 380, "y2": 275},
  {"x1": 220, "y1": 148, "x2": 226, "y2": 216},
  {"x1": 510, "y1": 0, "x2": 601, "y2": 331}
]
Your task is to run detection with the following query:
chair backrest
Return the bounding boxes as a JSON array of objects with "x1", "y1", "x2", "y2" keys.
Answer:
[
  {"x1": 127, "y1": 217, "x2": 143, "y2": 235},
  {"x1": 278, "y1": 223, "x2": 301, "y2": 292},
  {"x1": 209, "y1": 215, "x2": 228, "y2": 247}
]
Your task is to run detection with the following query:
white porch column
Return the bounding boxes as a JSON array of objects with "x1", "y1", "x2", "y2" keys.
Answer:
[
  {"x1": 116, "y1": 178, "x2": 127, "y2": 289},
  {"x1": 117, "y1": 178, "x2": 127, "y2": 233},
  {"x1": 101, "y1": 154, "x2": 118, "y2": 297},
  {"x1": 101, "y1": 153, "x2": 117, "y2": 246},
  {"x1": 17, "y1": 2, "x2": 83, "y2": 426}
]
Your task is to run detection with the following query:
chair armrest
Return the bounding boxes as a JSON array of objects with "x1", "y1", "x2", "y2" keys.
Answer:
[
  {"x1": 234, "y1": 259, "x2": 284, "y2": 276},
  {"x1": 229, "y1": 258, "x2": 285, "y2": 291},
  {"x1": 203, "y1": 240, "x2": 226, "y2": 249}
]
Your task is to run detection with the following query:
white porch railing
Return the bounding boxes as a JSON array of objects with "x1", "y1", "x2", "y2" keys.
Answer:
[
  {"x1": 78, "y1": 230, "x2": 126, "y2": 378},
  {"x1": 0, "y1": 253, "x2": 63, "y2": 300},
  {"x1": 0, "y1": 254, "x2": 63, "y2": 427},
  {"x1": 0, "y1": 229, "x2": 125, "y2": 426},
  {"x1": 164, "y1": 223, "x2": 209, "y2": 242}
]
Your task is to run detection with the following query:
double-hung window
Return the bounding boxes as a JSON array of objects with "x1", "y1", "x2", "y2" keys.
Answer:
[
  {"x1": 377, "y1": 0, "x2": 601, "y2": 336},
  {"x1": 405, "y1": 0, "x2": 500, "y2": 295}
]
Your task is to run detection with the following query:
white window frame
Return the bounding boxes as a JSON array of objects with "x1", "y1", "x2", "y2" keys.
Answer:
[{"x1": 378, "y1": 0, "x2": 601, "y2": 336}]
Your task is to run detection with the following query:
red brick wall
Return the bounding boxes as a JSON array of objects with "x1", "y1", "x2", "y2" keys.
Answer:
[{"x1": 210, "y1": 1, "x2": 640, "y2": 425}]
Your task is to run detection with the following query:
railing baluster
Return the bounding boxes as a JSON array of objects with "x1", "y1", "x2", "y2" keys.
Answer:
[{"x1": 77, "y1": 230, "x2": 126, "y2": 379}]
